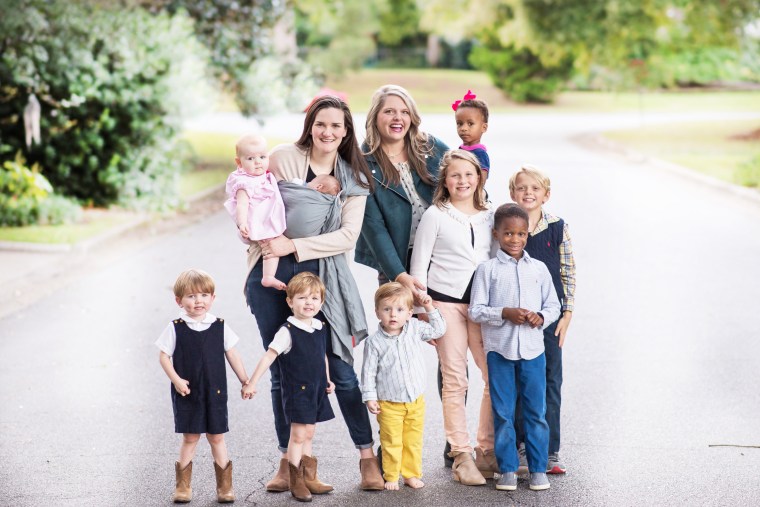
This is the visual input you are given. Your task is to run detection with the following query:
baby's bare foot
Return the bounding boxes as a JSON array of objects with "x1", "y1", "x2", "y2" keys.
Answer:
[
  {"x1": 404, "y1": 477, "x2": 424, "y2": 489},
  {"x1": 261, "y1": 276, "x2": 287, "y2": 291},
  {"x1": 384, "y1": 481, "x2": 399, "y2": 491}
]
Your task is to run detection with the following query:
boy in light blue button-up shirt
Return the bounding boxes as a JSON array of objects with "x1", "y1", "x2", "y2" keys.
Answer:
[{"x1": 469, "y1": 204, "x2": 560, "y2": 492}]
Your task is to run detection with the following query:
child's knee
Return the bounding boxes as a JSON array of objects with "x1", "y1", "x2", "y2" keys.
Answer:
[
  {"x1": 206, "y1": 433, "x2": 225, "y2": 445},
  {"x1": 182, "y1": 433, "x2": 201, "y2": 444}
]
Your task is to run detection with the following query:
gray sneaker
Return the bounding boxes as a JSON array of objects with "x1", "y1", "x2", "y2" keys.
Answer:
[
  {"x1": 495, "y1": 472, "x2": 517, "y2": 491},
  {"x1": 529, "y1": 472, "x2": 550, "y2": 491},
  {"x1": 547, "y1": 452, "x2": 566, "y2": 474},
  {"x1": 517, "y1": 443, "x2": 528, "y2": 475}
]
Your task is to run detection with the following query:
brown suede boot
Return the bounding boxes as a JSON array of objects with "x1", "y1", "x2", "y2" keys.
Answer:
[
  {"x1": 214, "y1": 460, "x2": 235, "y2": 503},
  {"x1": 301, "y1": 455, "x2": 333, "y2": 494},
  {"x1": 474, "y1": 447, "x2": 500, "y2": 479},
  {"x1": 359, "y1": 457, "x2": 384, "y2": 491},
  {"x1": 265, "y1": 458, "x2": 289, "y2": 492},
  {"x1": 288, "y1": 461, "x2": 312, "y2": 502},
  {"x1": 172, "y1": 461, "x2": 192, "y2": 503},
  {"x1": 450, "y1": 451, "x2": 487, "y2": 486}
]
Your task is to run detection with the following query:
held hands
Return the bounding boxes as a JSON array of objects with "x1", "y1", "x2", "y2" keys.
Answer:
[
  {"x1": 366, "y1": 400, "x2": 380, "y2": 415},
  {"x1": 241, "y1": 379, "x2": 257, "y2": 400},
  {"x1": 395, "y1": 273, "x2": 426, "y2": 295},
  {"x1": 326, "y1": 379, "x2": 335, "y2": 394},
  {"x1": 173, "y1": 378, "x2": 191, "y2": 396}
]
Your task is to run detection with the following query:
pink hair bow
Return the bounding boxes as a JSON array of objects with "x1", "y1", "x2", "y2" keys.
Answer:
[{"x1": 451, "y1": 90, "x2": 477, "y2": 111}]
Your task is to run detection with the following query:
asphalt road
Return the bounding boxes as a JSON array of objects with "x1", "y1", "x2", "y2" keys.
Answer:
[{"x1": 2, "y1": 110, "x2": 760, "y2": 506}]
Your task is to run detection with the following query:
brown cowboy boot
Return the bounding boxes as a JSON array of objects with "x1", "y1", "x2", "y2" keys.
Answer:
[
  {"x1": 172, "y1": 461, "x2": 192, "y2": 503},
  {"x1": 359, "y1": 456, "x2": 384, "y2": 491},
  {"x1": 265, "y1": 458, "x2": 289, "y2": 492},
  {"x1": 474, "y1": 447, "x2": 500, "y2": 479},
  {"x1": 450, "y1": 451, "x2": 487, "y2": 486},
  {"x1": 288, "y1": 461, "x2": 312, "y2": 502},
  {"x1": 301, "y1": 455, "x2": 333, "y2": 494},
  {"x1": 214, "y1": 460, "x2": 235, "y2": 503}
]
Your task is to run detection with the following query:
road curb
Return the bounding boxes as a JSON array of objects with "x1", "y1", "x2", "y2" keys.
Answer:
[{"x1": 576, "y1": 132, "x2": 760, "y2": 205}]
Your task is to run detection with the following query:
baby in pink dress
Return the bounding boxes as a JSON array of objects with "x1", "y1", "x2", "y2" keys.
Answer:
[
  {"x1": 224, "y1": 135, "x2": 288, "y2": 290},
  {"x1": 224, "y1": 135, "x2": 342, "y2": 291}
]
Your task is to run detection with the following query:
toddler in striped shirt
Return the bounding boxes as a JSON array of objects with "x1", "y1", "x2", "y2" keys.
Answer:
[{"x1": 361, "y1": 283, "x2": 447, "y2": 490}]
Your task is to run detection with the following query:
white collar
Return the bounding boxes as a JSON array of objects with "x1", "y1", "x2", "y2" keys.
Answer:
[
  {"x1": 287, "y1": 316, "x2": 323, "y2": 333},
  {"x1": 179, "y1": 310, "x2": 217, "y2": 324}
]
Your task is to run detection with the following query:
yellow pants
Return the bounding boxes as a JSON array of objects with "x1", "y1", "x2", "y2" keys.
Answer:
[{"x1": 377, "y1": 395, "x2": 425, "y2": 482}]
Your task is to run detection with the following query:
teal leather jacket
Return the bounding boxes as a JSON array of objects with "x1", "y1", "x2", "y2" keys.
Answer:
[{"x1": 354, "y1": 135, "x2": 449, "y2": 280}]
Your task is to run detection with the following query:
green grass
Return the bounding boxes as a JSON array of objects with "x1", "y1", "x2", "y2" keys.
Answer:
[
  {"x1": 326, "y1": 68, "x2": 760, "y2": 114},
  {"x1": 603, "y1": 119, "x2": 760, "y2": 185},
  {"x1": 0, "y1": 212, "x2": 137, "y2": 244}
]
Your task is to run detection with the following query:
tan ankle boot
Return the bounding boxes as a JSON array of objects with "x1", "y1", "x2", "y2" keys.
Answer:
[
  {"x1": 172, "y1": 461, "x2": 192, "y2": 503},
  {"x1": 265, "y1": 458, "x2": 289, "y2": 492},
  {"x1": 214, "y1": 460, "x2": 235, "y2": 503},
  {"x1": 288, "y1": 461, "x2": 312, "y2": 502},
  {"x1": 474, "y1": 447, "x2": 500, "y2": 479},
  {"x1": 450, "y1": 451, "x2": 486, "y2": 486},
  {"x1": 301, "y1": 455, "x2": 333, "y2": 494},
  {"x1": 359, "y1": 457, "x2": 384, "y2": 491}
]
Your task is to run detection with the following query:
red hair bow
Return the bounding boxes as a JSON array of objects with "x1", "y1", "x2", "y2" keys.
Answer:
[{"x1": 451, "y1": 90, "x2": 477, "y2": 111}]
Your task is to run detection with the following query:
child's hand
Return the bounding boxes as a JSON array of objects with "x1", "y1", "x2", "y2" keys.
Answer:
[
  {"x1": 237, "y1": 223, "x2": 250, "y2": 239},
  {"x1": 427, "y1": 338, "x2": 439, "y2": 347},
  {"x1": 325, "y1": 380, "x2": 335, "y2": 394},
  {"x1": 173, "y1": 378, "x2": 191, "y2": 396},
  {"x1": 241, "y1": 381, "x2": 257, "y2": 399},
  {"x1": 416, "y1": 291, "x2": 433, "y2": 307},
  {"x1": 525, "y1": 311, "x2": 544, "y2": 328},
  {"x1": 555, "y1": 311, "x2": 572, "y2": 347},
  {"x1": 502, "y1": 308, "x2": 530, "y2": 325},
  {"x1": 366, "y1": 400, "x2": 380, "y2": 414}
]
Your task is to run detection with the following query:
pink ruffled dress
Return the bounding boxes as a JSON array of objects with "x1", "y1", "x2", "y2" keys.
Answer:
[{"x1": 224, "y1": 169, "x2": 287, "y2": 244}]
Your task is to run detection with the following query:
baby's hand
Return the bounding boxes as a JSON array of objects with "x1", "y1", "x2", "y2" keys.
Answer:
[
  {"x1": 173, "y1": 378, "x2": 191, "y2": 396},
  {"x1": 325, "y1": 380, "x2": 335, "y2": 394},
  {"x1": 366, "y1": 400, "x2": 380, "y2": 415},
  {"x1": 237, "y1": 223, "x2": 250, "y2": 239},
  {"x1": 241, "y1": 381, "x2": 257, "y2": 399}
]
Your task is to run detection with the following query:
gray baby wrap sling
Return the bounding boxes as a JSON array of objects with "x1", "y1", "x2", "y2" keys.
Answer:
[{"x1": 278, "y1": 158, "x2": 369, "y2": 365}]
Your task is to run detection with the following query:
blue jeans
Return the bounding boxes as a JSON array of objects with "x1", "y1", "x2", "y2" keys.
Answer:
[
  {"x1": 487, "y1": 351, "x2": 549, "y2": 473},
  {"x1": 515, "y1": 321, "x2": 562, "y2": 454},
  {"x1": 246, "y1": 254, "x2": 373, "y2": 452}
]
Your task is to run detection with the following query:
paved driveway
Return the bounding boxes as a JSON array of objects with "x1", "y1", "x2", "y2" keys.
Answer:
[{"x1": 2, "y1": 110, "x2": 760, "y2": 506}]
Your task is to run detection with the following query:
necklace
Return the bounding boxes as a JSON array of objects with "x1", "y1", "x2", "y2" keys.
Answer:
[{"x1": 384, "y1": 144, "x2": 405, "y2": 158}]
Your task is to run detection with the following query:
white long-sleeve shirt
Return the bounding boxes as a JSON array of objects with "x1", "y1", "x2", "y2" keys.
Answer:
[
  {"x1": 409, "y1": 203, "x2": 494, "y2": 299},
  {"x1": 360, "y1": 310, "x2": 446, "y2": 403}
]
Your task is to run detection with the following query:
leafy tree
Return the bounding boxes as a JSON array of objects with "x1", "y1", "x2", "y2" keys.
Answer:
[{"x1": 0, "y1": 0, "x2": 210, "y2": 209}]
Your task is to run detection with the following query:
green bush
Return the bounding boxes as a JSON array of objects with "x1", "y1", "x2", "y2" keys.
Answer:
[
  {"x1": 0, "y1": 1, "x2": 213, "y2": 210},
  {"x1": 735, "y1": 154, "x2": 760, "y2": 188},
  {"x1": 0, "y1": 153, "x2": 80, "y2": 226},
  {"x1": 469, "y1": 45, "x2": 573, "y2": 103}
]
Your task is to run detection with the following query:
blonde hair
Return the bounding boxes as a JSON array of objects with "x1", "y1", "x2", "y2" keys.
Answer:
[
  {"x1": 286, "y1": 272, "x2": 326, "y2": 302},
  {"x1": 509, "y1": 164, "x2": 551, "y2": 193},
  {"x1": 235, "y1": 134, "x2": 267, "y2": 157},
  {"x1": 173, "y1": 269, "x2": 215, "y2": 298},
  {"x1": 374, "y1": 282, "x2": 414, "y2": 310},
  {"x1": 364, "y1": 85, "x2": 434, "y2": 187},
  {"x1": 432, "y1": 149, "x2": 488, "y2": 210}
]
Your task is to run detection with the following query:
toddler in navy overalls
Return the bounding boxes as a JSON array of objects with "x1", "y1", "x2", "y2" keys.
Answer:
[
  {"x1": 156, "y1": 269, "x2": 250, "y2": 503},
  {"x1": 244, "y1": 271, "x2": 335, "y2": 502}
]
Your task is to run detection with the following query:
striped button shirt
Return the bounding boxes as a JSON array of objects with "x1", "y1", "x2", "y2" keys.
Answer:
[
  {"x1": 469, "y1": 250, "x2": 561, "y2": 360},
  {"x1": 361, "y1": 309, "x2": 446, "y2": 403}
]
